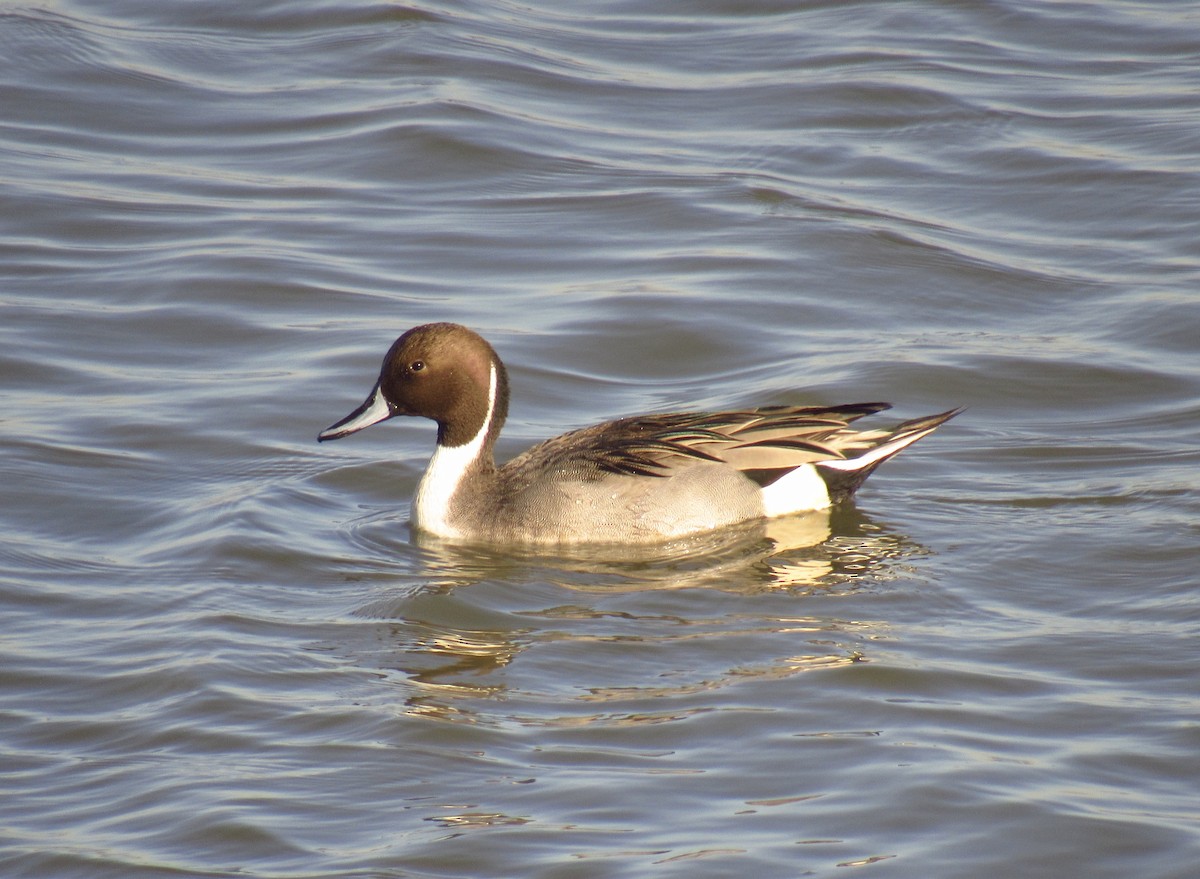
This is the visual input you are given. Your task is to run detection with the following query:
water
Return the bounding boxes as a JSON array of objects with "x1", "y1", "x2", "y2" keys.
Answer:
[{"x1": 2, "y1": 1, "x2": 1198, "y2": 876}]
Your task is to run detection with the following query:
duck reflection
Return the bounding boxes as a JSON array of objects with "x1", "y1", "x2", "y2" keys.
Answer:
[{"x1": 337, "y1": 507, "x2": 928, "y2": 724}]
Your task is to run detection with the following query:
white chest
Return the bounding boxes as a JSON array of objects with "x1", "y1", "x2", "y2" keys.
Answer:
[{"x1": 412, "y1": 441, "x2": 478, "y2": 538}]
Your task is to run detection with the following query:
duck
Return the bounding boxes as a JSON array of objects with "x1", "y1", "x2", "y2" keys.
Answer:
[{"x1": 318, "y1": 322, "x2": 959, "y2": 545}]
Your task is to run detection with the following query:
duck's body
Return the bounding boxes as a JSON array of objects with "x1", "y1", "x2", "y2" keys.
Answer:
[{"x1": 319, "y1": 323, "x2": 959, "y2": 545}]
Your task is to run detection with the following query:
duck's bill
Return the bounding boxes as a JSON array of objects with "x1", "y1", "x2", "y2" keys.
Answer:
[{"x1": 318, "y1": 384, "x2": 393, "y2": 442}]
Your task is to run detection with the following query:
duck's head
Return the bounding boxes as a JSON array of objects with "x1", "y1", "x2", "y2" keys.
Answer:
[{"x1": 318, "y1": 322, "x2": 509, "y2": 447}]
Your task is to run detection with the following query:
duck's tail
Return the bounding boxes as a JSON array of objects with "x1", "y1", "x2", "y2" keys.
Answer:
[{"x1": 815, "y1": 407, "x2": 963, "y2": 503}]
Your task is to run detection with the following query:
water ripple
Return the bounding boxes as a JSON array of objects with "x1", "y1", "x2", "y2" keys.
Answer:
[{"x1": 2, "y1": 1, "x2": 1199, "y2": 876}]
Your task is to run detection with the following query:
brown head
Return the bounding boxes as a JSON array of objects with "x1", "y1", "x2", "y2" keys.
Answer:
[{"x1": 318, "y1": 323, "x2": 510, "y2": 448}]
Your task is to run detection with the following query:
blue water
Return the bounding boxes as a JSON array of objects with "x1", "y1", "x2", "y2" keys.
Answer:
[{"x1": 2, "y1": 2, "x2": 1198, "y2": 877}]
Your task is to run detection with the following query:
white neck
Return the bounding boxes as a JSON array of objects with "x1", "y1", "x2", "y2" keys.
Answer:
[{"x1": 411, "y1": 364, "x2": 497, "y2": 538}]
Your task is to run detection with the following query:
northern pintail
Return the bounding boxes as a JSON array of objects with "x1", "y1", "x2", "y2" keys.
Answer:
[{"x1": 319, "y1": 322, "x2": 959, "y2": 545}]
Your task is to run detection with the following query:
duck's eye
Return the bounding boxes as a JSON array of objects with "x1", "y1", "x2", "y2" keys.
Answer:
[{"x1": 410, "y1": 360, "x2": 425, "y2": 373}]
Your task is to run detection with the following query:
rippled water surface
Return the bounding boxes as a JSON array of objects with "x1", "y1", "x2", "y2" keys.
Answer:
[{"x1": 3, "y1": 1, "x2": 1198, "y2": 877}]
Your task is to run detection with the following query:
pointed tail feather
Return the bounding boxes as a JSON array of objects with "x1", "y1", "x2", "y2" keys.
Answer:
[{"x1": 815, "y1": 407, "x2": 962, "y2": 502}]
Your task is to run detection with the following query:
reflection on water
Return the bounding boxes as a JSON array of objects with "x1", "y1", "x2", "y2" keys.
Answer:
[
  {"x1": 337, "y1": 509, "x2": 926, "y2": 723},
  {"x1": 3, "y1": 0, "x2": 1197, "y2": 873}
]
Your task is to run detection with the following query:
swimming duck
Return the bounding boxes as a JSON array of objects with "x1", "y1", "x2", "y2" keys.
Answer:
[{"x1": 319, "y1": 322, "x2": 959, "y2": 544}]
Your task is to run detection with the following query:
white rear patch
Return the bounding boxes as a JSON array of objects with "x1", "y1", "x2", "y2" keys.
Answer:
[
  {"x1": 412, "y1": 364, "x2": 497, "y2": 538},
  {"x1": 761, "y1": 463, "x2": 831, "y2": 517}
]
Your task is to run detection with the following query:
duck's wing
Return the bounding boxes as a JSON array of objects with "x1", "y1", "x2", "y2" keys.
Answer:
[{"x1": 505, "y1": 402, "x2": 908, "y2": 480}]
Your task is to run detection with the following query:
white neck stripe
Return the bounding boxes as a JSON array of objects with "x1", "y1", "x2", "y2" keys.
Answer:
[{"x1": 411, "y1": 363, "x2": 497, "y2": 537}]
